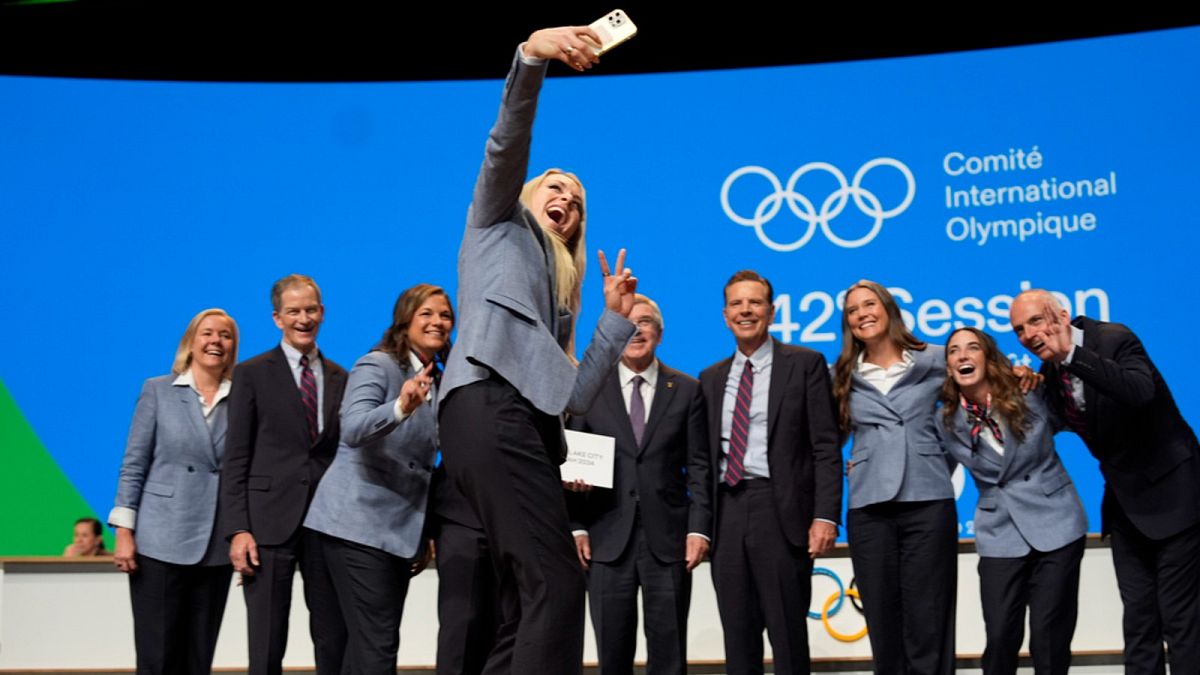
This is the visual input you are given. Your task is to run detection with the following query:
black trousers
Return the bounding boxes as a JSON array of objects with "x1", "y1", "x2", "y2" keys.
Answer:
[
  {"x1": 1109, "y1": 503, "x2": 1200, "y2": 675},
  {"x1": 242, "y1": 526, "x2": 348, "y2": 675},
  {"x1": 846, "y1": 499, "x2": 957, "y2": 675},
  {"x1": 128, "y1": 554, "x2": 232, "y2": 675},
  {"x1": 711, "y1": 480, "x2": 813, "y2": 675},
  {"x1": 440, "y1": 377, "x2": 586, "y2": 675},
  {"x1": 321, "y1": 534, "x2": 414, "y2": 675},
  {"x1": 977, "y1": 536, "x2": 1085, "y2": 675},
  {"x1": 435, "y1": 517, "x2": 501, "y2": 675},
  {"x1": 588, "y1": 514, "x2": 690, "y2": 675}
]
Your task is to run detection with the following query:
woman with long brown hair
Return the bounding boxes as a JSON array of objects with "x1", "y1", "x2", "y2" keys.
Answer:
[
  {"x1": 938, "y1": 327, "x2": 1085, "y2": 675},
  {"x1": 832, "y1": 280, "x2": 957, "y2": 675}
]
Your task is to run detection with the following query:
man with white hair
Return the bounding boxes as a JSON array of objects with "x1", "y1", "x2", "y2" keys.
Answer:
[
  {"x1": 568, "y1": 294, "x2": 711, "y2": 675},
  {"x1": 1010, "y1": 289, "x2": 1200, "y2": 674}
]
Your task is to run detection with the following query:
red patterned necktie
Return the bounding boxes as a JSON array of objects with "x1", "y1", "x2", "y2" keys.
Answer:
[
  {"x1": 1059, "y1": 367, "x2": 1089, "y2": 440},
  {"x1": 300, "y1": 354, "x2": 319, "y2": 442},
  {"x1": 960, "y1": 393, "x2": 1003, "y2": 446},
  {"x1": 725, "y1": 359, "x2": 754, "y2": 486}
]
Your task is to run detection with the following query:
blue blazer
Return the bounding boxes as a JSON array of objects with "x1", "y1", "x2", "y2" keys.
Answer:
[
  {"x1": 305, "y1": 351, "x2": 437, "y2": 560},
  {"x1": 939, "y1": 390, "x2": 1087, "y2": 557},
  {"x1": 112, "y1": 374, "x2": 227, "y2": 565},
  {"x1": 438, "y1": 50, "x2": 635, "y2": 418},
  {"x1": 846, "y1": 345, "x2": 955, "y2": 509}
]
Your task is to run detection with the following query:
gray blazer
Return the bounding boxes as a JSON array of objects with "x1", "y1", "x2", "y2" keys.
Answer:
[
  {"x1": 112, "y1": 374, "x2": 227, "y2": 565},
  {"x1": 939, "y1": 390, "x2": 1087, "y2": 557},
  {"x1": 305, "y1": 351, "x2": 437, "y2": 560},
  {"x1": 846, "y1": 345, "x2": 955, "y2": 509},
  {"x1": 438, "y1": 50, "x2": 635, "y2": 417}
]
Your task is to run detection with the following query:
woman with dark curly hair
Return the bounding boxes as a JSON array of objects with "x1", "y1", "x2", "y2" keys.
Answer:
[{"x1": 938, "y1": 327, "x2": 1086, "y2": 675}]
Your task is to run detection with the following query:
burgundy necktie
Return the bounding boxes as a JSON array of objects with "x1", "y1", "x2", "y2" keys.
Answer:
[
  {"x1": 629, "y1": 375, "x2": 646, "y2": 446},
  {"x1": 725, "y1": 359, "x2": 754, "y2": 486},
  {"x1": 300, "y1": 354, "x2": 319, "y2": 442}
]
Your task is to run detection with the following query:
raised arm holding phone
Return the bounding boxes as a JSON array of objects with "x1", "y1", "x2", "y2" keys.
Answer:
[{"x1": 435, "y1": 22, "x2": 638, "y2": 675}]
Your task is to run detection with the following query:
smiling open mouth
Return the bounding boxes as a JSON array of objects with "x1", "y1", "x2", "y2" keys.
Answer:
[{"x1": 957, "y1": 364, "x2": 976, "y2": 375}]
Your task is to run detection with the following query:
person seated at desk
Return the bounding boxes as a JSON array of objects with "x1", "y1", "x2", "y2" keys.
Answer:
[{"x1": 64, "y1": 517, "x2": 109, "y2": 557}]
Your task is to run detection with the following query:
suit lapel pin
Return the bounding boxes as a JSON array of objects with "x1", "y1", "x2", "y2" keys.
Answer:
[{"x1": 666, "y1": 381, "x2": 674, "y2": 389}]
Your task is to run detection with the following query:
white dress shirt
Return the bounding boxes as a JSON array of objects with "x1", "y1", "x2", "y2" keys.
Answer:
[
  {"x1": 175, "y1": 370, "x2": 232, "y2": 425},
  {"x1": 856, "y1": 349, "x2": 916, "y2": 396},
  {"x1": 618, "y1": 359, "x2": 658, "y2": 424}
]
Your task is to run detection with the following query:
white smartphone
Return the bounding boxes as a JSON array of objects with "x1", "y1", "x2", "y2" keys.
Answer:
[{"x1": 587, "y1": 9, "x2": 638, "y2": 56}]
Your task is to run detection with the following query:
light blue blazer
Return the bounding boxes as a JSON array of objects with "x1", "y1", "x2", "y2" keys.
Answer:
[
  {"x1": 305, "y1": 351, "x2": 436, "y2": 560},
  {"x1": 939, "y1": 390, "x2": 1087, "y2": 557},
  {"x1": 112, "y1": 374, "x2": 227, "y2": 565},
  {"x1": 846, "y1": 345, "x2": 955, "y2": 509},
  {"x1": 438, "y1": 50, "x2": 635, "y2": 418}
]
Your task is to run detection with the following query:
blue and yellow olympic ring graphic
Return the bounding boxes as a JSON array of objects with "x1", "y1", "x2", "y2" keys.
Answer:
[{"x1": 809, "y1": 567, "x2": 868, "y2": 641}]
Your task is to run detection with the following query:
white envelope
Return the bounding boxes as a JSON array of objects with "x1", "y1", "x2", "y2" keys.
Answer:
[{"x1": 561, "y1": 430, "x2": 616, "y2": 489}]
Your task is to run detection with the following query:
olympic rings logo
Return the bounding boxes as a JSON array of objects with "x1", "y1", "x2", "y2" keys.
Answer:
[
  {"x1": 720, "y1": 159, "x2": 916, "y2": 251},
  {"x1": 810, "y1": 567, "x2": 868, "y2": 642}
]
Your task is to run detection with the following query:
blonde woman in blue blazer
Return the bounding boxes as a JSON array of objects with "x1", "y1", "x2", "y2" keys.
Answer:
[
  {"x1": 437, "y1": 25, "x2": 639, "y2": 675},
  {"x1": 939, "y1": 327, "x2": 1086, "y2": 675},
  {"x1": 109, "y1": 308, "x2": 238, "y2": 675},
  {"x1": 832, "y1": 281, "x2": 958, "y2": 675},
  {"x1": 305, "y1": 283, "x2": 451, "y2": 674}
]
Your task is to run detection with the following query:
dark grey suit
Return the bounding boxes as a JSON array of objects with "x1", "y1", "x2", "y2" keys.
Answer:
[
  {"x1": 699, "y1": 339, "x2": 842, "y2": 675},
  {"x1": 219, "y1": 345, "x2": 349, "y2": 675},
  {"x1": 1042, "y1": 316, "x2": 1200, "y2": 674},
  {"x1": 567, "y1": 362, "x2": 711, "y2": 675}
]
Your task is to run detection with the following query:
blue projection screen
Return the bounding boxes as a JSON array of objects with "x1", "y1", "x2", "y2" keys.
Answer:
[{"x1": 2, "y1": 27, "x2": 1198, "y2": 546}]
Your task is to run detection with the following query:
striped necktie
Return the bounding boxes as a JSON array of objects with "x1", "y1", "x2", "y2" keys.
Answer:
[
  {"x1": 725, "y1": 359, "x2": 754, "y2": 486},
  {"x1": 300, "y1": 354, "x2": 318, "y2": 442}
]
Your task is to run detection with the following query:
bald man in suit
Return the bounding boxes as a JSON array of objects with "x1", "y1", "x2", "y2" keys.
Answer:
[{"x1": 1011, "y1": 290, "x2": 1200, "y2": 675}]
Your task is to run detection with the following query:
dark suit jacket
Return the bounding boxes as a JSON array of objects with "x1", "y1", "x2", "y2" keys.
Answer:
[
  {"x1": 219, "y1": 345, "x2": 348, "y2": 546},
  {"x1": 1044, "y1": 316, "x2": 1200, "y2": 540},
  {"x1": 567, "y1": 362, "x2": 712, "y2": 564},
  {"x1": 699, "y1": 339, "x2": 843, "y2": 550}
]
